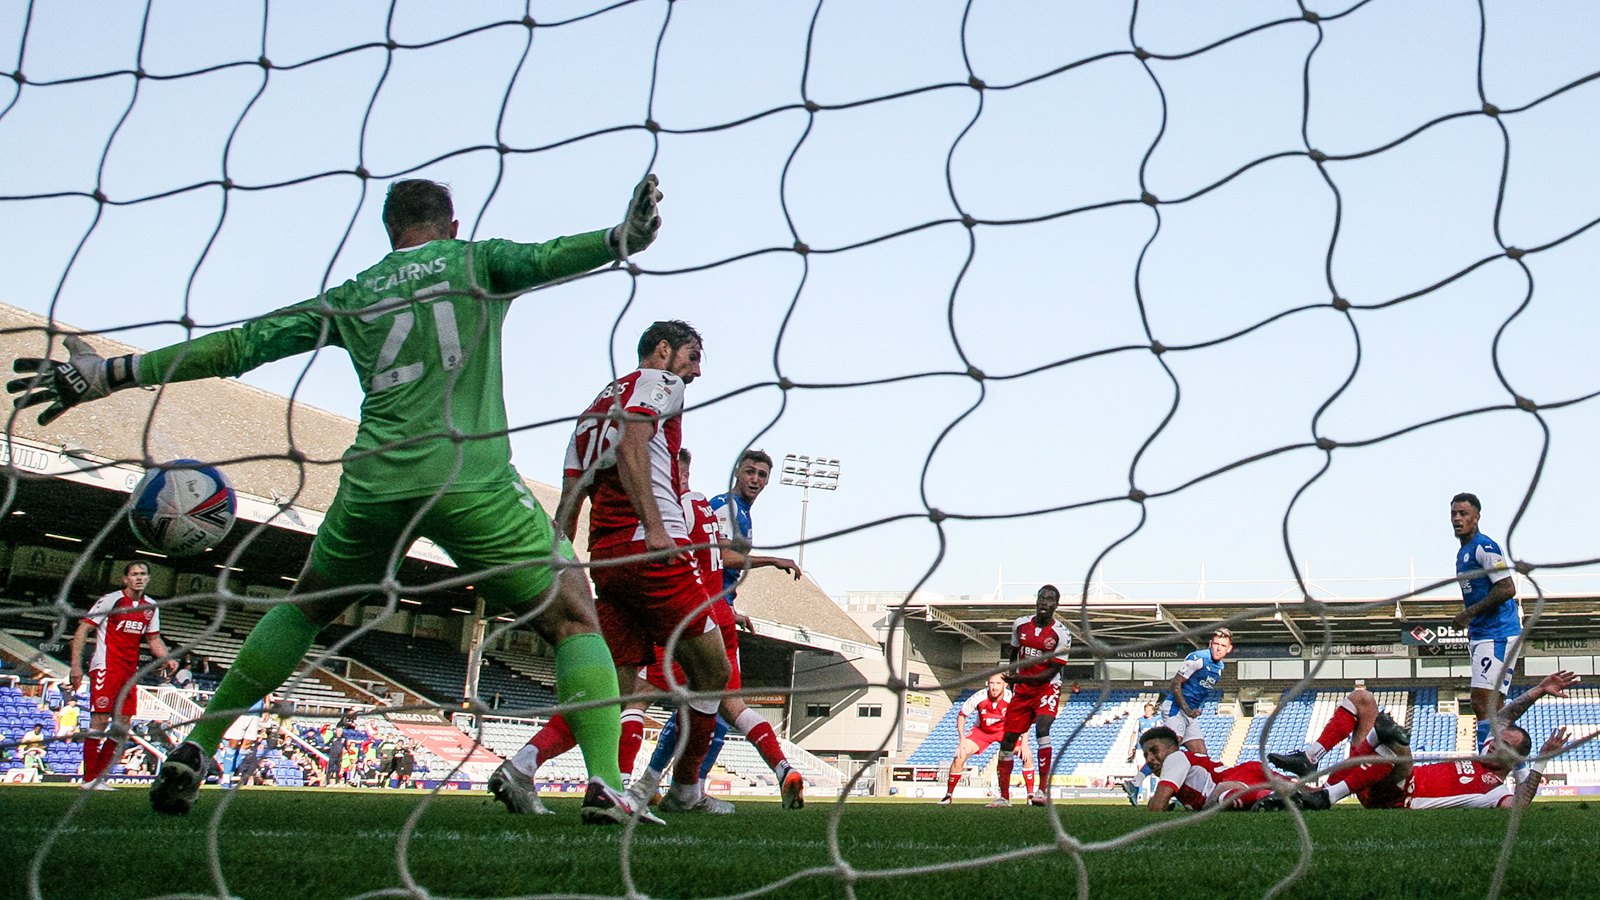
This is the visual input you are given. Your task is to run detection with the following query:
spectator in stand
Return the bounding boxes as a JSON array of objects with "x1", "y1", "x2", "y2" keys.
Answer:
[
  {"x1": 22, "y1": 735, "x2": 46, "y2": 778},
  {"x1": 298, "y1": 750, "x2": 326, "y2": 787},
  {"x1": 123, "y1": 745, "x2": 150, "y2": 777},
  {"x1": 327, "y1": 724, "x2": 346, "y2": 782},
  {"x1": 55, "y1": 695, "x2": 81, "y2": 737},
  {"x1": 173, "y1": 657, "x2": 194, "y2": 690}
]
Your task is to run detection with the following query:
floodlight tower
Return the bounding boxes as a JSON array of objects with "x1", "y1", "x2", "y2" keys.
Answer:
[{"x1": 778, "y1": 454, "x2": 840, "y2": 571}]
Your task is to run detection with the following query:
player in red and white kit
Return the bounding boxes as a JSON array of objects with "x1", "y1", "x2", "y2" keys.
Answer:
[
  {"x1": 993, "y1": 585, "x2": 1070, "y2": 807},
  {"x1": 502, "y1": 321, "x2": 724, "y2": 818},
  {"x1": 1274, "y1": 670, "x2": 1580, "y2": 812},
  {"x1": 69, "y1": 561, "x2": 176, "y2": 788},
  {"x1": 937, "y1": 673, "x2": 1035, "y2": 804},
  {"x1": 1138, "y1": 726, "x2": 1274, "y2": 811},
  {"x1": 627, "y1": 447, "x2": 802, "y2": 812},
  {"x1": 1265, "y1": 686, "x2": 1414, "y2": 810}
]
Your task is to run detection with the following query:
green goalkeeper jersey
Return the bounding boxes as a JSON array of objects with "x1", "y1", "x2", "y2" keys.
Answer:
[{"x1": 137, "y1": 231, "x2": 614, "y2": 499}]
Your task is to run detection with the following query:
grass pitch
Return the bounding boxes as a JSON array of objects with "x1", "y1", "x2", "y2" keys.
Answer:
[{"x1": 3, "y1": 786, "x2": 1600, "y2": 900}]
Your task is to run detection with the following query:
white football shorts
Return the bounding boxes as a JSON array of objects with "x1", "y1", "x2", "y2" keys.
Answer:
[{"x1": 1469, "y1": 637, "x2": 1519, "y2": 694}]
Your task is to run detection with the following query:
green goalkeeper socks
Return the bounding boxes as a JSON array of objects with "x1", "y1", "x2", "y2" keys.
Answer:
[
  {"x1": 555, "y1": 632, "x2": 624, "y2": 790},
  {"x1": 186, "y1": 603, "x2": 321, "y2": 756}
]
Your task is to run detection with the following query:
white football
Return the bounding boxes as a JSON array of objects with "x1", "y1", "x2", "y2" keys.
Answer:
[{"x1": 128, "y1": 460, "x2": 236, "y2": 557}]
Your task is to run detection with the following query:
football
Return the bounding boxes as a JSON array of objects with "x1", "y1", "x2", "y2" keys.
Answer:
[{"x1": 127, "y1": 460, "x2": 237, "y2": 557}]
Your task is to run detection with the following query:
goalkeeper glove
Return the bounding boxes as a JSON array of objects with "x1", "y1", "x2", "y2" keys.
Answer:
[
  {"x1": 608, "y1": 174, "x2": 663, "y2": 258},
  {"x1": 8, "y1": 335, "x2": 140, "y2": 425}
]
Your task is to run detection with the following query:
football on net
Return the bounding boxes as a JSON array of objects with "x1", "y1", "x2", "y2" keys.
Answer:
[{"x1": 128, "y1": 460, "x2": 237, "y2": 557}]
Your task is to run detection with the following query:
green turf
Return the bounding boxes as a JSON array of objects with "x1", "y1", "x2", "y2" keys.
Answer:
[{"x1": 3, "y1": 786, "x2": 1600, "y2": 899}]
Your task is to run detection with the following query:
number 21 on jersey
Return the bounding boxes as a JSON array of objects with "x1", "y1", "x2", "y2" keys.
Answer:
[{"x1": 361, "y1": 282, "x2": 464, "y2": 392}]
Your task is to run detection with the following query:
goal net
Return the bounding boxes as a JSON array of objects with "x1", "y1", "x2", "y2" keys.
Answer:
[{"x1": 3, "y1": 1, "x2": 1600, "y2": 898}]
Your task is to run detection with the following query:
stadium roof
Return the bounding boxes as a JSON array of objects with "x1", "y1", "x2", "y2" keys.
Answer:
[
  {"x1": 0, "y1": 304, "x2": 873, "y2": 654},
  {"x1": 896, "y1": 578, "x2": 1600, "y2": 653}
]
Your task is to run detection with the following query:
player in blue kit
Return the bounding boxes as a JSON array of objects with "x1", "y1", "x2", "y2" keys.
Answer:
[
  {"x1": 710, "y1": 449, "x2": 803, "y2": 598},
  {"x1": 1449, "y1": 492, "x2": 1521, "y2": 751},
  {"x1": 1123, "y1": 628, "x2": 1232, "y2": 805}
]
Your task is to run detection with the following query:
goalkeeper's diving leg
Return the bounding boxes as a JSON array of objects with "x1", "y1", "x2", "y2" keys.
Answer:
[{"x1": 151, "y1": 562, "x2": 624, "y2": 816}]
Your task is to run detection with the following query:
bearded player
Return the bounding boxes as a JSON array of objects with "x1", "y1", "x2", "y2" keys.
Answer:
[
  {"x1": 1124, "y1": 628, "x2": 1234, "y2": 805},
  {"x1": 69, "y1": 561, "x2": 177, "y2": 788},
  {"x1": 1273, "y1": 670, "x2": 1579, "y2": 811},
  {"x1": 992, "y1": 585, "x2": 1070, "y2": 807},
  {"x1": 495, "y1": 322, "x2": 728, "y2": 816},
  {"x1": 936, "y1": 673, "x2": 1035, "y2": 805},
  {"x1": 1138, "y1": 726, "x2": 1275, "y2": 811},
  {"x1": 11, "y1": 177, "x2": 665, "y2": 822},
  {"x1": 1263, "y1": 687, "x2": 1414, "y2": 810},
  {"x1": 629, "y1": 447, "x2": 804, "y2": 812}
]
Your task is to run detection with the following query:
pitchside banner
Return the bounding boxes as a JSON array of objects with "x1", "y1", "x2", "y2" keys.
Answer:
[{"x1": 1400, "y1": 624, "x2": 1469, "y2": 647}]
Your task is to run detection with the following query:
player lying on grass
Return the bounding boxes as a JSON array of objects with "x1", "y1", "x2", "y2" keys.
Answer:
[
  {"x1": 992, "y1": 585, "x2": 1069, "y2": 807},
  {"x1": 9, "y1": 175, "x2": 665, "y2": 824},
  {"x1": 1124, "y1": 628, "x2": 1233, "y2": 805},
  {"x1": 1137, "y1": 726, "x2": 1276, "y2": 811},
  {"x1": 936, "y1": 673, "x2": 1036, "y2": 805},
  {"x1": 1264, "y1": 671, "x2": 1579, "y2": 810},
  {"x1": 1264, "y1": 687, "x2": 1413, "y2": 808}
]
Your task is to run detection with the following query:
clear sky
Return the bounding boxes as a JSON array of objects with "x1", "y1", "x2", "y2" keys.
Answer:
[{"x1": 4, "y1": 0, "x2": 1600, "y2": 605}]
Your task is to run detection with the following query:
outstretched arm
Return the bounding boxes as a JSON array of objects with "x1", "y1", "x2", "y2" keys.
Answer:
[
  {"x1": 9, "y1": 300, "x2": 338, "y2": 425},
  {"x1": 720, "y1": 546, "x2": 803, "y2": 580},
  {"x1": 1507, "y1": 727, "x2": 1572, "y2": 808},
  {"x1": 1500, "y1": 670, "x2": 1580, "y2": 727}
]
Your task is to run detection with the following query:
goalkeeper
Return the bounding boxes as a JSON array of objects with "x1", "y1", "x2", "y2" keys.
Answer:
[{"x1": 8, "y1": 176, "x2": 665, "y2": 824}]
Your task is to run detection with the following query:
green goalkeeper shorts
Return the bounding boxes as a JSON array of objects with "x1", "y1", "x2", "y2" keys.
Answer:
[{"x1": 311, "y1": 477, "x2": 575, "y2": 613}]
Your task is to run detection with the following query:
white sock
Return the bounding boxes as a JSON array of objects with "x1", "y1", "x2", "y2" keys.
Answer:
[
  {"x1": 1301, "y1": 742, "x2": 1326, "y2": 763},
  {"x1": 734, "y1": 708, "x2": 765, "y2": 735},
  {"x1": 512, "y1": 745, "x2": 539, "y2": 776},
  {"x1": 667, "y1": 780, "x2": 701, "y2": 804},
  {"x1": 1326, "y1": 781, "x2": 1351, "y2": 803}
]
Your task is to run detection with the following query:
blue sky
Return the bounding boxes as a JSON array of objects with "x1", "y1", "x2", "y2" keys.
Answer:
[{"x1": 4, "y1": 0, "x2": 1600, "y2": 604}]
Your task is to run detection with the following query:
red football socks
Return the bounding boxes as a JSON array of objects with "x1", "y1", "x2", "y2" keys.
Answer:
[
  {"x1": 1315, "y1": 706, "x2": 1357, "y2": 752},
  {"x1": 527, "y1": 715, "x2": 577, "y2": 760},
  {"x1": 672, "y1": 710, "x2": 718, "y2": 785}
]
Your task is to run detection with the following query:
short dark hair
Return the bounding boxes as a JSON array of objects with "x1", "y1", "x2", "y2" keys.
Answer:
[
  {"x1": 1038, "y1": 584, "x2": 1060, "y2": 601},
  {"x1": 738, "y1": 449, "x2": 773, "y2": 471},
  {"x1": 678, "y1": 447, "x2": 692, "y2": 464},
  {"x1": 637, "y1": 320, "x2": 703, "y2": 360},
  {"x1": 1452, "y1": 492, "x2": 1482, "y2": 512},
  {"x1": 123, "y1": 561, "x2": 149, "y2": 577},
  {"x1": 1503, "y1": 725, "x2": 1531, "y2": 756},
  {"x1": 1139, "y1": 726, "x2": 1180, "y2": 749},
  {"x1": 383, "y1": 180, "x2": 453, "y2": 240}
]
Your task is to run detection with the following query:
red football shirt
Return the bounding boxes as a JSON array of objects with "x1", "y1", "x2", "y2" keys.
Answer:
[
  {"x1": 85, "y1": 589, "x2": 159, "y2": 673},
  {"x1": 1010, "y1": 615, "x2": 1071, "y2": 683},
  {"x1": 563, "y1": 368, "x2": 688, "y2": 554}
]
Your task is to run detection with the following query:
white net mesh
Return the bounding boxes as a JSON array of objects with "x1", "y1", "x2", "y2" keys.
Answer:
[{"x1": 4, "y1": 1, "x2": 1600, "y2": 898}]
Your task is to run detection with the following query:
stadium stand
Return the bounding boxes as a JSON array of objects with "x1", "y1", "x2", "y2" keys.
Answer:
[
  {"x1": 160, "y1": 606, "x2": 372, "y2": 710},
  {"x1": 320, "y1": 625, "x2": 557, "y2": 711}
]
